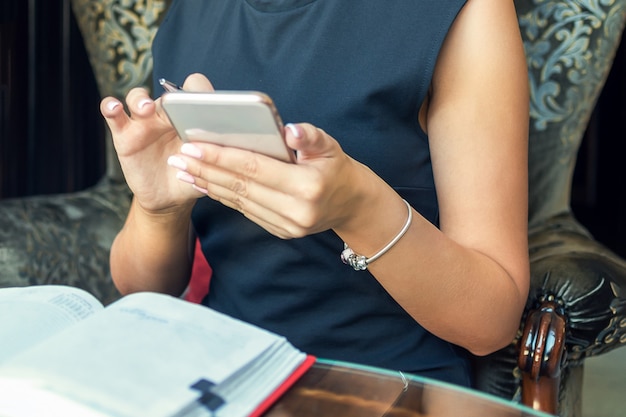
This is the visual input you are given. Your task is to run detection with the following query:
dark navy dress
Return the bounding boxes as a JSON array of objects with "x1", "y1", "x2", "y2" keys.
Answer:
[{"x1": 153, "y1": 0, "x2": 472, "y2": 386}]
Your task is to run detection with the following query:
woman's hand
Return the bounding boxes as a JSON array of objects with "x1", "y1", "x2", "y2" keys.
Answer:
[
  {"x1": 167, "y1": 122, "x2": 377, "y2": 239},
  {"x1": 102, "y1": 74, "x2": 218, "y2": 296},
  {"x1": 100, "y1": 73, "x2": 215, "y2": 214}
]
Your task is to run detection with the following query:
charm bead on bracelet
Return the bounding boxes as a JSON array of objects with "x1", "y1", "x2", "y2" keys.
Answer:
[{"x1": 341, "y1": 199, "x2": 413, "y2": 271}]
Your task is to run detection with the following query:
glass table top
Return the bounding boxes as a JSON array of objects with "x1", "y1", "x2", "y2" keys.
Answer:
[{"x1": 265, "y1": 359, "x2": 552, "y2": 417}]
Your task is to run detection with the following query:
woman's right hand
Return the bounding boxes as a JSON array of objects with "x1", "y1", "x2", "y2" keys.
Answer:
[{"x1": 100, "y1": 74, "x2": 215, "y2": 214}]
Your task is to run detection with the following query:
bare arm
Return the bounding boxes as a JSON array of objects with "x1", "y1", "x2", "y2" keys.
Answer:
[
  {"x1": 109, "y1": 199, "x2": 195, "y2": 296},
  {"x1": 334, "y1": 0, "x2": 529, "y2": 355}
]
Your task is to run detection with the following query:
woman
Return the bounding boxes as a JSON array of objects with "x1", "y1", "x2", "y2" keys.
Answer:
[{"x1": 100, "y1": 0, "x2": 529, "y2": 387}]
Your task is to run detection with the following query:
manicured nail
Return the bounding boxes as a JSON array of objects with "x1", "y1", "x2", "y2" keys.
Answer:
[
  {"x1": 192, "y1": 184, "x2": 209, "y2": 194},
  {"x1": 167, "y1": 155, "x2": 187, "y2": 171},
  {"x1": 107, "y1": 101, "x2": 121, "y2": 111},
  {"x1": 181, "y1": 143, "x2": 203, "y2": 159},
  {"x1": 138, "y1": 98, "x2": 152, "y2": 109},
  {"x1": 176, "y1": 171, "x2": 195, "y2": 185},
  {"x1": 285, "y1": 123, "x2": 302, "y2": 139}
]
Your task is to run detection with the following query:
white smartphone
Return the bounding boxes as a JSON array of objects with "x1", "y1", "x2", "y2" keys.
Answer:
[{"x1": 161, "y1": 90, "x2": 295, "y2": 163}]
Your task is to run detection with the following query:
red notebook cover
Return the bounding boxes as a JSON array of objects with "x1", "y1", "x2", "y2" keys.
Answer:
[{"x1": 248, "y1": 354, "x2": 316, "y2": 417}]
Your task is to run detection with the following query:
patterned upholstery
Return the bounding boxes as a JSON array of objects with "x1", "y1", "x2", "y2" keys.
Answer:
[
  {"x1": 522, "y1": 0, "x2": 626, "y2": 226},
  {"x1": 0, "y1": 1, "x2": 624, "y2": 415},
  {"x1": 72, "y1": 0, "x2": 171, "y2": 182}
]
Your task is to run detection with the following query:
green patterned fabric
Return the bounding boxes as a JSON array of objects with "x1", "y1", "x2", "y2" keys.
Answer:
[
  {"x1": 519, "y1": 0, "x2": 626, "y2": 225},
  {"x1": 72, "y1": 0, "x2": 171, "y2": 182},
  {"x1": 72, "y1": 0, "x2": 168, "y2": 99}
]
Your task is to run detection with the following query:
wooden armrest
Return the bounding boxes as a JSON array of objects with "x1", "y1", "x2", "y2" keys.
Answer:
[{"x1": 517, "y1": 299, "x2": 566, "y2": 415}]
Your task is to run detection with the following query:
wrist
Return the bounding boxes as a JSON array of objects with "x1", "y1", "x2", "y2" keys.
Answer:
[
  {"x1": 333, "y1": 161, "x2": 413, "y2": 259},
  {"x1": 130, "y1": 198, "x2": 195, "y2": 233},
  {"x1": 341, "y1": 199, "x2": 413, "y2": 270}
]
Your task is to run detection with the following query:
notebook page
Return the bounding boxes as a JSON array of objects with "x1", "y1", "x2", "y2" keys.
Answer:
[
  {"x1": 0, "y1": 285, "x2": 103, "y2": 364},
  {"x1": 0, "y1": 292, "x2": 288, "y2": 417}
]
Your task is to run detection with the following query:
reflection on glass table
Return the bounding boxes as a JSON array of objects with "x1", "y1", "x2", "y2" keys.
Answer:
[{"x1": 265, "y1": 359, "x2": 552, "y2": 417}]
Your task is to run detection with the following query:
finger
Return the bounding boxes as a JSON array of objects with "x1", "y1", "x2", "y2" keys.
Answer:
[
  {"x1": 182, "y1": 73, "x2": 215, "y2": 92},
  {"x1": 173, "y1": 146, "x2": 283, "y2": 205},
  {"x1": 125, "y1": 87, "x2": 157, "y2": 119},
  {"x1": 192, "y1": 179, "x2": 304, "y2": 239},
  {"x1": 100, "y1": 97, "x2": 130, "y2": 134},
  {"x1": 174, "y1": 148, "x2": 324, "y2": 235},
  {"x1": 241, "y1": 206, "x2": 302, "y2": 239},
  {"x1": 167, "y1": 142, "x2": 297, "y2": 217},
  {"x1": 179, "y1": 141, "x2": 312, "y2": 196}
]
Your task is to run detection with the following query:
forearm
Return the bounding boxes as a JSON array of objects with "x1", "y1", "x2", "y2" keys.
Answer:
[
  {"x1": 334, "y1": 173, "x2": 528, "y2": 356},
  {"x1": 369, "y1": 217, "x2": 526, "y2": 356},
  {"x1": 110, "y1": 198, "x2": 195, "y2": 296}
]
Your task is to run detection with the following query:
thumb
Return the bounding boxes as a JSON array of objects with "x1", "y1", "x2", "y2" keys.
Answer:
[
  {"x1": 182, "y1": 73, "x2": 215, "y2": 92},
  {"x1": 285, "y1": 123, "x2": 336, "y2": 162}
]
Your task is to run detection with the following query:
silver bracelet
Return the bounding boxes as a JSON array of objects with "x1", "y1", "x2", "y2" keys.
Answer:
[{"x1": 341, "y1": 199, "x2": 413, "y2": 271}]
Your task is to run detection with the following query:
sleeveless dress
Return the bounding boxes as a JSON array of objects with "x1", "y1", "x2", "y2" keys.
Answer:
[{"x1": 153, "y1": 0, "x2": 471, "y2": 386}]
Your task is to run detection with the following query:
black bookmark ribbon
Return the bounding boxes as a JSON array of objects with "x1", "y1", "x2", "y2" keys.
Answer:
[{"x1": 190, "y1": 379, "x2": 225, "y2": 414}]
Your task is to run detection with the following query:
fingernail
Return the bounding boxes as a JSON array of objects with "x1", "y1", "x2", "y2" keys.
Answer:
[
  {"x1": 138, "y1": 98, "x2": 153, "y2": 109},
  {"x1": 107, "y1": 101, "x2": 121, "y2": 111},
  {"x1": 176, "y1": 171, "x2": 195, "y2": 185},
  {"x1": 167, "y1": 155, "x2": 187, "y2": 171},
  {"x1": 192, "y1": 184, "x2": 209, "y2": 194},
  {"x1": 285, "y1": 123, "x2": 302, "y2": 139},
  {"x1": 181, "y1": 143, "x2": 203, "y2": 158}
]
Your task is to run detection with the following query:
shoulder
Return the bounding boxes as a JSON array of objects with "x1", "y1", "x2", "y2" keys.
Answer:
[{"x1": 433, "y1": 0, "x2": 526, "y2": 102}]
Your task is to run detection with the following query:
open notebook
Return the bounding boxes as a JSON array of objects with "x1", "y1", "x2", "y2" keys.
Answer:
[{"x1": 0, "y1": 285, "x2": 314, "y2": 417}]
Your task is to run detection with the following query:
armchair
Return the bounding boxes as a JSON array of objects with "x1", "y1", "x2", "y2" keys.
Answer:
[{"x1": 0, "y1": 1, "x2": 624, "y2": 416}]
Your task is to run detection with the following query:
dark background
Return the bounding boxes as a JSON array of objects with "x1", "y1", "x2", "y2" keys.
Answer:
[
  {"x1": 0, "y1": 0, "x2": 105, "y2": 199},
  {"x1": 571, "y1": 33, "x2": 626, "y2": 258},
  {"x1": 1, "y1": 0, "x2": 625, "y2": 257}
]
